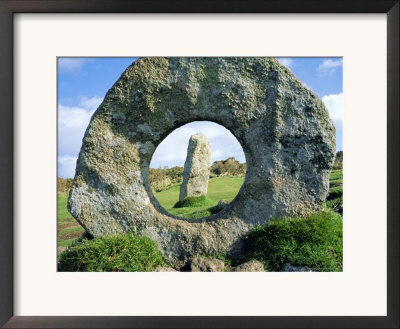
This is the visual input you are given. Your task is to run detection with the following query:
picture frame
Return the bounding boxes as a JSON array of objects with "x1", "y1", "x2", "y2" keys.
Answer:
[{"x1": 1, "y1": 0, "x2": 398, "y2": 328}]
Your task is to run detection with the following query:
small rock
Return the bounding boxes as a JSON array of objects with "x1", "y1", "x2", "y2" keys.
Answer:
[
  {"x1": 233, "y1": 260, "x2": 265, "y2": 272},
  {"x1": 153, "y1": 267, "x2": 178, "y2": 272},
  {"x1": 281, "y1": 263, "x2": 312, "y2": 272},
  {"x1": 190, "y1": 257, "x2": 225, "y2": 272},
  {"x1": 217, "y1": 199, "x2": 229, "y2": 209}
]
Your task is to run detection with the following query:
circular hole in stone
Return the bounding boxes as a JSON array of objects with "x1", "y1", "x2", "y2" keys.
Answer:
[{"x1": 149, "y1": 121, "x2": 246, "y2": 219}]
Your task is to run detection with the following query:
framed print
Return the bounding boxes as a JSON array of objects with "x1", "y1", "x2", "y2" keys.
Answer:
[{"x1": 1, "y1": 1, "x2": 399, "y2": 328}]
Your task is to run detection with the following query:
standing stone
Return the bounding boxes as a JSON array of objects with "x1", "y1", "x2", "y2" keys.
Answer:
[
  {"x1": 179, "y1": 133, "x2": 211, "y2": 201},
  {"x1": 68, "y1": 58, "x2": 336, "y2": 267}
]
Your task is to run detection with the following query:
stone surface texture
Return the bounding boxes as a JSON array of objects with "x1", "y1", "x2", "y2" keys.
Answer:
[
  {"x1": 281, "y1": 263, "x2": 313, "y2": 272},
  {"x1": 153, "y1": 267, "x2": 178, "y2": 272},
  {"x1": 179, "y1": 133, "x2": 211, "y2": 201},
  {"x1": 190, "y1": 257, "x2": 225, "y2": 272},
  {"x1": 68, "y1": 57, "x2": 336, "y2": 267},
  {"x1": 233, "y1": 260, "x2": 265, "y2": 272}
]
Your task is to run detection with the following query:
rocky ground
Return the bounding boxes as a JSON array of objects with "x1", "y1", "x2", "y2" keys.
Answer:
[{"x1": 153, "y1": 257, "x2": 313, "y2": 272}]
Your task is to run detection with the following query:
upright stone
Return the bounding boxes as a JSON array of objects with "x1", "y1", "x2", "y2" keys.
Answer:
[{"x1": 179, "y1": 133, "x2": 211, "y2": 201}]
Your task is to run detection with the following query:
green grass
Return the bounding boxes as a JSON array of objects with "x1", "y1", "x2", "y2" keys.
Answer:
[
  {"x1": 173, "y1": 195, "x2": 213, "y2": 208},
  {"x1": 327, "y1": 186, "x2": 343, "y2": 201},
  {"x1": 169, "y1": 206, "x2": 221, "y2": 219},
  {"x1": 58, "y1": 192, "x2": 73, "y2": 221},
  {"x1": 59, "y1": 225, "x2": 85, "y2": 236},
  {"x1": 329, "y1": 181, "x2": 342, "y2": 188},
  {"x1": 58, "y1": 192, "x2": 84, "y2": 248},
  {"x1": 329, "y1": 169, "x2": 343, "y2": 182},
  {"x1": 326, "y1": 196, "x2": 343, "y2": 214},
  {"x1": 58, "y1": 234, "x2": 167, "y2": 272},
  {"x1": 58, "y1": 238, "x2": 80, "y2": 248},
  {"x1": 241, "y1": 209, "x2": 343, "y2": 271},
  {"x1": 57, "y1": 169, "x2": 343, "y2": 271},
  {"x1": 326, "y1": 168, "x2": 343, "y2": 214},
  {"x1": 154, "y1": 176, "x2": 244, "y2": 219}
]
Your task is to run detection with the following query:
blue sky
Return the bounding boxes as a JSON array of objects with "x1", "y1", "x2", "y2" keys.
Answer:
[{"x1": 58, "y1": 57, "x2": 343, "y2": 178}]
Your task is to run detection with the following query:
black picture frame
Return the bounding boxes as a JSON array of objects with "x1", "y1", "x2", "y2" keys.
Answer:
[{"x1": 0, "y1": 1, "x2": 398, "y2": 328}]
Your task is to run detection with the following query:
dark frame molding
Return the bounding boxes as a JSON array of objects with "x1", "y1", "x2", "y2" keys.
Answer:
[{"x1": 0, "y1": 1, "x2": 398, "y2": 328}]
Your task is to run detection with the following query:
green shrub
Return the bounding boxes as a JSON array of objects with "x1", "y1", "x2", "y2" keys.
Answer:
[
  {"x1": 173, "y1": 195, "x2": 211, "y2": 208},
  {"x1": 58, "y1": 234, "x2": 166, "y2": 272},
  {"x1": 210, "y1": 157, "x2": 246, "y2": 176},
  {"x1": 335, "y1": 151, "x2": 343, "y2": 165},
  {"x1": 149, "y1": 166, "x2": 183, "y2": 192},
  {"x1": 242, "y1": 209, "x2": 343, "y2": 271},
  {"x1": 151, "y1": 177, "x2": 172, "y2": 192},
  {"x1": 57, "y1": 177, "x2": 73, "y2": 193}
]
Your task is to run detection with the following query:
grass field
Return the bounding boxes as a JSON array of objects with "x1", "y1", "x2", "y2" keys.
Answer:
[
  {"x1": 153, "y1": 176, "x2": 244, "y2": 218},
  {"x1": 57, "y1": 192, "x2": 84, "y2": 249}
]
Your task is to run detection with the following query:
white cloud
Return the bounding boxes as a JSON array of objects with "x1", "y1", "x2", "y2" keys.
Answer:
[
  {"x1": 58, "y1": 95, "x2": 103, "y2": 178},
  {"x1": 317, "y1": 59, "x2": 342, "y2": 75},
  {"x1": 322, "y1": 93, "x2": 343, "y2": 125},
  {"x1": 58, "y1": 155, "x2": 78, "y2": 178},
  {"x1": 277, "y1": 58, "x2": 294, "y2": 68},
  {"x1": 57, "y1": 96, "x2": 103, "y2": 168},
  {"x1": 58, "y1": 58, "x2": 87, "y2": 72},
  {"x1": 150, "y1": 121, "x2": 246, "y2": 168},
  {"x1": 79, "y1": 96, "x2": 103, "y2": 110},
  {"x1": 58, "y1": 104, "x2": 96, "y2": 169}
]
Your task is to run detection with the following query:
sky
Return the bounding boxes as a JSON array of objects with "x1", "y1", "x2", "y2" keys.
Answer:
[{"x1": 58, "y1": 57, "x2": 343, "y2": 178}]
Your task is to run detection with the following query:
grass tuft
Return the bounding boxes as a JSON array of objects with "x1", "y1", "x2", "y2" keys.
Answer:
[
  {"x1": 58, "y1": 234, "x2": 167, "y2": 272},
  {"x1": 241, "y1": 209, "x2": 343, "y2": 272},
  {"x1": 173, "y1": 195, "x2": 212, "y2": 208}
]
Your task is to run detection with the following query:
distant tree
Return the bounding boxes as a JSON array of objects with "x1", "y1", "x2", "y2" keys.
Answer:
[
  {"x1": 149, "y1": 156, "x2": 247, "y2": 192},
  {"x1": 57, "y1": 177, "x2": 73, "y2": 193},
  {"x1": 335, "y1": 151, "x2": 343, "y2": 164},
  {"x1": 149, "y1": 166, "x2": 184, "y2": 192},
  {"x1": 333, "y1": 151, "x2": 343, "y2": 169},
  {"x1": 210, "y1": 157, "x2": 246, "y2": 176}
]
